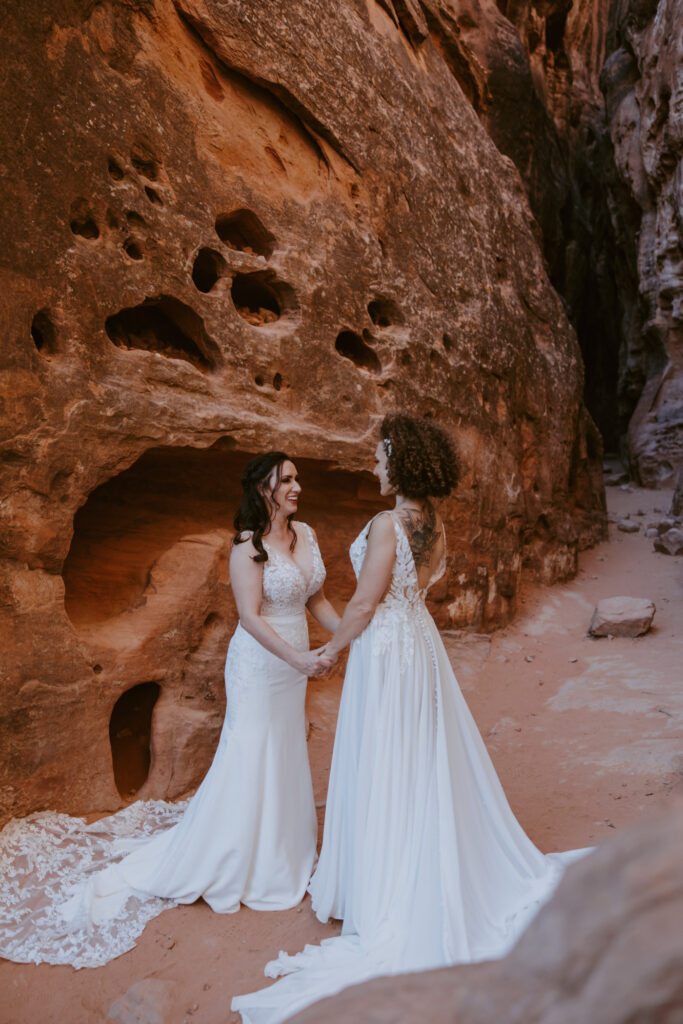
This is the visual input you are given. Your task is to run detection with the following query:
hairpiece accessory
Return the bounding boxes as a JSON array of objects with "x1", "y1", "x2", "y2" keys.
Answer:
[{"x1": 383, "y1": 437, "x2": 392, "y2": 457}]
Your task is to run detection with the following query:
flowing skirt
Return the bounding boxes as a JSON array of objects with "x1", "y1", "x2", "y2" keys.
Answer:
[
  {"x1": 0, "y1": 614, "x2": 317, "y2": 968},
  {"x1": 232, "y1": 603, "x2": 589, "y2": 1022}
]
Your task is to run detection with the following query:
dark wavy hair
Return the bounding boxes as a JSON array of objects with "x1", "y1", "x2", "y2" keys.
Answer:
[
  {"x1": 233, "y1": 452, "x2": 297, "y2": 563},
  {"x1": 380, "y1": 413, "x2": 459, "y2": 499}
]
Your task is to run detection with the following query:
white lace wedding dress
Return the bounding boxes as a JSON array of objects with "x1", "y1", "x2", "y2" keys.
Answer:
[
  {"x1": 232, "y1": 511, "x2": 589, "y2": 1023},
  {"x1": 0, "y1": 523, "x2": 326, "y2": 969}
]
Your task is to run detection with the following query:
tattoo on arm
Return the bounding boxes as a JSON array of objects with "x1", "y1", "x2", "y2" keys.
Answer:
[{"x1": 398, "y1": 505, "x2": 439, "y2": 569}]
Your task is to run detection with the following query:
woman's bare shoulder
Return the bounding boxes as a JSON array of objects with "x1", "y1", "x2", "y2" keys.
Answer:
[{"x1": 231, "y1": 532, "x2": 261, "y2": 563}]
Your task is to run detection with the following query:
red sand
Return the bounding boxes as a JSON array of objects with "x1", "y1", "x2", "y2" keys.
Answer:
[{"x1": 1, "y1": 484, "x2": 681, "y2": 1024}]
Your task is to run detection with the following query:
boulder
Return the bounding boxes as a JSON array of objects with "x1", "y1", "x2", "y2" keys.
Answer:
[
  {"x1": 616, "y1": 520, "x2": 639, "y2": 533},
  {"x1": 588, "y1": 597, "x2": 655, "y2": 638},
  {"x1": 654, "y1": 529, "x2": 683, "y2": 557}
]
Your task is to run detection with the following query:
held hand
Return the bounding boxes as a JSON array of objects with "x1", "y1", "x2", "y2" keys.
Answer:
[
  {"x1": 296, "y1": 649, "x2": 329, "y2": 677},
  {"x1": 317, "y1": 644, "x2": 339, "y2": 671}
]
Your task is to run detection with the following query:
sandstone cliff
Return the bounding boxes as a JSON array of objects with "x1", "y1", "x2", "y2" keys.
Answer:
[{"x1": 0, "y1": 0, "x2": 603, "y2": 821}]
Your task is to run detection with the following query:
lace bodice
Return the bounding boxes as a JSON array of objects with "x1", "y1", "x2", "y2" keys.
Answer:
[
  {"x1": 260, "y1": 522, "x2": 326, "y2": 617},
  {"x1": 349, "y1": 511, "x2": 446, "y2": 661}
]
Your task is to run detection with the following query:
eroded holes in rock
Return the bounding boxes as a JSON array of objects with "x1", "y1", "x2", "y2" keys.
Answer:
[
  {"x1": 215, "y1": 209, "x2": 275, "y2": 258},
  {"x1": 144, "y1": 186, "x2": 163, "y2": 206},
  {"x1": 62, "y1": 445, "x2": 387, "y2": 629},
  {"x1": 69, "y1": 198, "x2": 100, "y2": 240},
  {"x1": 335, "y1": 331, "x2": 381, "y2": 373},
  {"x1": 31, "y1": 310, "x2": 57, "y2": 354},
  {"x1": 106, "y1": 210, "x2": 120, "y2": 230},
  {"x1": 443, "y1": 332, "x2": 456, "y2": 353},
  {"x1": 109, "y1": 682, "x2": 160, "y2": 798},
  {"x1": 273, "y1": 372, "x2": 283, "y2": 391},
  {"x1": 126, "y1": 211, "x2": 147, "y2": 228},
  {"x1": 105, "y1": 296, "x2": 219, "y2": 370},
  {"x1": 255, "y1": 375, "x2": 265, "y2": 387},
  {"x1": 368, "y1": 296, "x2": 403, "y2": 328},
  {"x1": 131, "y1": 144, "x2": 159, "y2": 181},
  {"x1": 231, "y1": 272, "x2": 284, "y2": 326},
  {"x1": 192, "y1": 248, "x2": 226, "y2": 293},
  {"x1": 93, "y1": 664, "x2": 103, "y2": 675},
  {"x1": 123, "y1": 238, "x2": 143, "y2": 261},
  {"x1": 107, "y1": 157, "x2": 125, "y2": 180}
]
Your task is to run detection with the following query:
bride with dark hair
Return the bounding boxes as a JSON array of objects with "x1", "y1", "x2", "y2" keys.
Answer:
[{"x1": 0, "y1": 452, "x2": 338, "y2": 968}]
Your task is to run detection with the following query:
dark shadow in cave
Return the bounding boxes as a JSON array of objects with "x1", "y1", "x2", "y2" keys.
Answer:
[
  {"x1": 215, "y1": 209, "x2": 275, "y2": 258},
  {"x1": 105, "y1": 295, "x2": 220, "y2": 370},
  {"x1": 335, "y1": 330, "x2": 381, "y2": 373},
  {"x1": 62, "y1": 444, "x2": 387, "y2": 627},
  {"x1": 109, "y1": 682, "x2": 161, "y2": 798}
]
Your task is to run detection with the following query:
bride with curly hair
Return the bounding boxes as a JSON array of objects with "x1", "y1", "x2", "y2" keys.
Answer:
[{"x1": 233, "y1": 413, "x2": 588, "y2": 1023}]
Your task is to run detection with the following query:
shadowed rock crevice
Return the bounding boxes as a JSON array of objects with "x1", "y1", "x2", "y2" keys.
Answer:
[
  {"x1": 231, "y1": 271, "x2": 297, "y2": 326},
  {"x1": 31, "y1": 310, "x2": 57, "y2": 354},
  {"x1": 215, "y1": 209, "x2": 275, "y2": 257},
  {"x1": 335, "y1": 330, "x2": 381, "y2": 373},
  {"x1": 69, "y1": 198, "x2": 100, "y2": 240},
  {"x1": 105, "y1": 296, "x2": 219, "y2": 369},
  {"x1": 368, "y1": 296, "x2": 403, "y2": 328},
  {"x1": 191, "y1": 247, "x2": 227, "y2": 292},
  {"x1": 109, "y1": 681, "x2": 161, "y2": 798}
]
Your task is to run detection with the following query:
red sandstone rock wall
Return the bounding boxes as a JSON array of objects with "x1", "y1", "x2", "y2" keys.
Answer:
[
  {"x1": 420, "y1": 0, "x2": 682, "y2": 484},
  {"x1": 0, "y1": 0, "x2": 603, "y2": 822}
]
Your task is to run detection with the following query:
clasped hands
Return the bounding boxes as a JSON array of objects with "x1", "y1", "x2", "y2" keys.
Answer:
[{"x1": 302, "y1": 644, "x2": 338, "y2": 678}]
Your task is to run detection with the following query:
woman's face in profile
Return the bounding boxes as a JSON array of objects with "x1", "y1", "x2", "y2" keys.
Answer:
[{"x1": 373, "y1": 441, "x2": 394, "y2": 497}]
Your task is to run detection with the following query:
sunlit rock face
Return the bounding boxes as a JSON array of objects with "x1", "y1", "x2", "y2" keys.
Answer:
[{"x1": 0, "y1": 0, "x2": 603, "y2": 822}]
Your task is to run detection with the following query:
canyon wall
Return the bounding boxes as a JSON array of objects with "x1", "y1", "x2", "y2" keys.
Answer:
[
  {"x1": 0, "y1": 0, "x2": 604, "y2": 822},
  {"x1": 419, "y1": 0, "x2": 682, "y2": 483}
]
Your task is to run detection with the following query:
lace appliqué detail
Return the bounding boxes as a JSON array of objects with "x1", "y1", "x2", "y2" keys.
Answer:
[
  {"x1": 260, "y1": 523, "x2": 326, "y2": 617},
  {"x1": 350, "y1": 513, "x2": 443, "y2": 663},
  {"x1": 0, "y1": 800, "x2": 187, "y2": 969}
]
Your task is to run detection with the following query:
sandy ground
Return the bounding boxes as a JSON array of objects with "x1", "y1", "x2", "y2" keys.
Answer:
[{"x1": 2, "y1": 483, "x2": 682, "y2": 1024}]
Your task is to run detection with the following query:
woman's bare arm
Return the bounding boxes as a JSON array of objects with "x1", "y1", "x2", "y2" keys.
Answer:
[{"x1": 322, "y1": 514, "x2": 396, "y2": 661}]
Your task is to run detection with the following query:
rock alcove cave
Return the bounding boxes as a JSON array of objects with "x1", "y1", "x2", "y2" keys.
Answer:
[{"x1": 61, "y1": 443, "x2": 388, "y2": 803}]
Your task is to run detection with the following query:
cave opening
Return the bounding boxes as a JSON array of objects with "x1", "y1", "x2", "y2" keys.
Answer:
[
  {"x1": 31, "y1": 310, "x2": 57, "y2": 354},
  {"x1": 123, "y1": 238, "x2": 143, "y2": 260},
  {"x1": 69, "y1": 198, "x2": 100, "y2": 240},
  {"x1": 62, "y1": 444, "x2": 386, "y2": 629},
  {"x1": 109, "y1": 682, "x2": 161, "y2": 798},
  {"x1": 368, "y1": 296, "x2": 403, "y2": 328},
  {"x1": 192, "y1": 247, "x2": 226, "y2": 293},
  {"x1": 104, "y1": 295, "x2": 218, "y2": 370},
  {"x1": 231, "y1": 272, "x2": 283, "y2": 326},
  {"x1": 335, "y1": 330, "x2": 381, "y2": 373},
  {"x1": 215, "y1": 209, "x2": 275, "y2": 258}
]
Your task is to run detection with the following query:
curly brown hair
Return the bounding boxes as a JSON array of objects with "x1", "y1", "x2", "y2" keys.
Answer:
[{"x1": 380, "y1": 413, "x2": 459, "y2": 499}]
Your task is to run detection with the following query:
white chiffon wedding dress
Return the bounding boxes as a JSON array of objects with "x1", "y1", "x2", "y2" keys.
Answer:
[
  {"x1": 0, "y1": 523, "x2": 326, "y2": 969},
  {"x1": 232, "y1": 511, "x2": 589, "y2": 1023}
]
